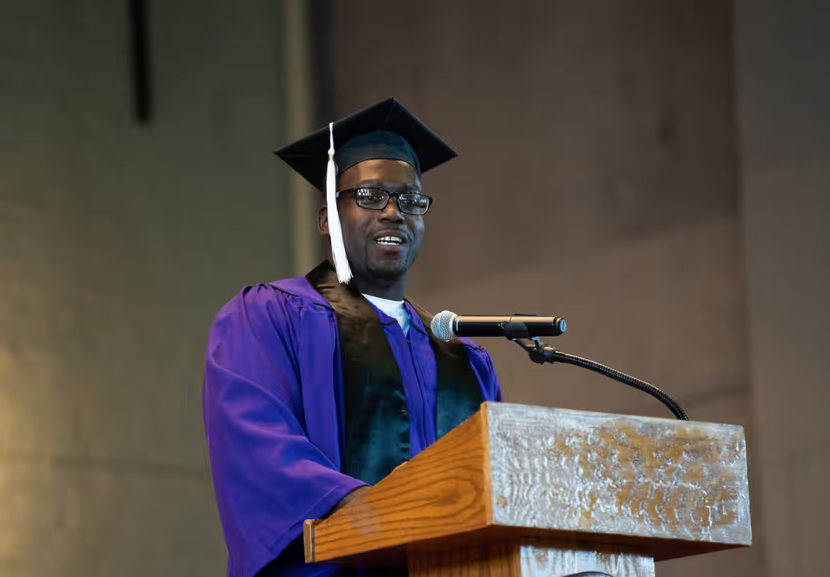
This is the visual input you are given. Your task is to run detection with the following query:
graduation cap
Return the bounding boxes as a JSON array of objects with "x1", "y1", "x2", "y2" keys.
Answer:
[{"x1": 274, "y1": 97, "x2": 457, "y2": 284}]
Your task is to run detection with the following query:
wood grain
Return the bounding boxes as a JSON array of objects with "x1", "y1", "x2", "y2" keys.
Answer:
[
  {"x1": 486, "y1": 403, "x2": 752, "y2": 557},
  {"x1": 306, "y1": 411, "x2": 491, "y2": 563},
  {"x1": 518, "y1": 540, "x2": 654, "y2": 577},
  {"x1": 409, "y1": 541, "x2": 520, "y2": 577},
  {"x1": 409, "y1": 539, "x2": 654, "y2": 577}
]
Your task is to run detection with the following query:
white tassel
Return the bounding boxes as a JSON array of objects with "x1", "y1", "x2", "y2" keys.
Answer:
[{"x1": 326, "y1": 122, "x2": 352, "y2": 284}]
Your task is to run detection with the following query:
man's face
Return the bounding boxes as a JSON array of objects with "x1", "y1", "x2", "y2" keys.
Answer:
[{"x1": 318, "y1": 159, "x2": 424, "y2": 281}]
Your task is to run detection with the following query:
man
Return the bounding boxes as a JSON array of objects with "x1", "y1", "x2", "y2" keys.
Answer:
[{"x1": 203, "y1": 98, "x2": 502, "y2": 577}]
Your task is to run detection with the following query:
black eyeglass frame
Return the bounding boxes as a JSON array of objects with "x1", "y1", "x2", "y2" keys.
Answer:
[{"x1": 336, "y1": 187, "x2": 434, "y2": 215}]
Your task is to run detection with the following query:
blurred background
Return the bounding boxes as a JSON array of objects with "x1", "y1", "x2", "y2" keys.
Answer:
[{"x1": 1, "y1": 0, "x2": 827, "y2": 575}]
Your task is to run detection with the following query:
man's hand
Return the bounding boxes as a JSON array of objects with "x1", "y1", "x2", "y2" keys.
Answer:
[
  {"x1": 325, "y1": 486, "x2": 369, "y2": 518},
  {"x1": 325, "y1": 462, "x2": 408, "y2": 518}
]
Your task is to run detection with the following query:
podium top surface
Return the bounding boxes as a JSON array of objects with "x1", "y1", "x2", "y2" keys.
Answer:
[{"x1": 305, "y1": 402, "x2": 751, "y2": 564}]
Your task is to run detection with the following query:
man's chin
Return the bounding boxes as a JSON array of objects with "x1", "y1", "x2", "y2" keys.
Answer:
[{"x1": 366, "y1": 258, "x2": 412, "y2": 279}]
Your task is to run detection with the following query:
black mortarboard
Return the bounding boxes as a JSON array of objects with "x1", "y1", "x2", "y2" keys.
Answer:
[{"x1": 274, "y1": 97, "x2": 458, "y2": 192}]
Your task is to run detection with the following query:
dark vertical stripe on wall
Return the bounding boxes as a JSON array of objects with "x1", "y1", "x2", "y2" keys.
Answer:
[
  {"x1": 128, "y1": 0, "x2": 152, "y2": 123},
  {"x1": 311, "y1": 0, "x2": 335, "y2": 123}
]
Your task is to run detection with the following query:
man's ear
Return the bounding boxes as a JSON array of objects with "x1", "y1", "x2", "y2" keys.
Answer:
[{"x1": 317, "y1": 204, "x2": 329, "y2": 236}]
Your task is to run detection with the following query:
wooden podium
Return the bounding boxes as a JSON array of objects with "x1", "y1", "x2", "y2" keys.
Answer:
[{"x1": 304, "y1": 403, "x2": 752, "y2": 577}]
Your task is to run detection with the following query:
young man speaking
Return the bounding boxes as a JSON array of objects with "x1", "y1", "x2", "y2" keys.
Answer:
[{"x1": 203, "y1": 98, "x2": 502, "y2": 577}]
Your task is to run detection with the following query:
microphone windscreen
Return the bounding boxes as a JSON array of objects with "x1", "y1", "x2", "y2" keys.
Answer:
[{"x1": 431, "y1": 311, "x2": 456, "y2": 342}]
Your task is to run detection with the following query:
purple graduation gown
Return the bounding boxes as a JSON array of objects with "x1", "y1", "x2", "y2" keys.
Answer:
[{"x1": 202, "y1": 277, "x2": 502, "y2": 577}]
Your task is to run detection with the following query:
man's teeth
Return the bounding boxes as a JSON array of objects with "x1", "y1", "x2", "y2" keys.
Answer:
[{"x1": 376, "y1": 236, "x2": 403, "y2": 245}]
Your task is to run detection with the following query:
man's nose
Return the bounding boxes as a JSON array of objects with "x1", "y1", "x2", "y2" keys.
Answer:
[{"x1": 379, "y1": 198, "x2": 405, "y2": 222}]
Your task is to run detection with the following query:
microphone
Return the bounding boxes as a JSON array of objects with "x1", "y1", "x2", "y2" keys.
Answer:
[{"x1": 431, "y1": 311, "x2": 566, "y2": 342}]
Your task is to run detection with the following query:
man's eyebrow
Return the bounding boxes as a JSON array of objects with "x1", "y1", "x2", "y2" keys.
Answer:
[{"x1": 356, "y1": 180, "x2": 421, "y2": 190}]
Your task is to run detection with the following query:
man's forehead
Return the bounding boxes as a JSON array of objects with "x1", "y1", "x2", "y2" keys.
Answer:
[{"x1": 339, "y1": 159, "x2": 420, "y2": 187}]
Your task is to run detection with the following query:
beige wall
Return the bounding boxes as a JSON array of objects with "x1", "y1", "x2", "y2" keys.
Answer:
[
  {"x1": 737, "y1": 1, "x2": 830, "y2": 575},
  {"x1": 332, "y1": 1, "x2": 761, "y2": 576},
  {"x1": 0, "y1": 1, "x2": 291, "y2": 574}
]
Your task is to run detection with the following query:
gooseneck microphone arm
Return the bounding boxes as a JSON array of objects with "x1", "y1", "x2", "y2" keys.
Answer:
[
  {"x1": 513, "y1": 337, "x2": 689, "y2": 421},
  {"x1": 431, "y1": 310, "x2": 688, "y2": 420}
]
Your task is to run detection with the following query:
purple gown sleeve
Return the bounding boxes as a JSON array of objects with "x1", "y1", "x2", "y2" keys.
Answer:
[
  {"x1": 203, "y1": 285, "x2": 366, "y2": 577},
  {"x1": 462, "y1": 340, "x2": 504, "y2": 402}
]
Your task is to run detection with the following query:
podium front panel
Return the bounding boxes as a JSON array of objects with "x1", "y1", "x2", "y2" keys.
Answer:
[{"x1": 487, "y1": 403, "x2": 752, "y2": 549}]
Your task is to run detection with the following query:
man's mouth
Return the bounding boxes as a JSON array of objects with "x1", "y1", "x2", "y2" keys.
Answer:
[{"x1": 374, "y1": 235, "x2": 405, "y2": 246}]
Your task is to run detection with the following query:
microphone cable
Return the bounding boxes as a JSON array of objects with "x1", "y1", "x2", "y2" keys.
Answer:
[{"x1": 514, "y1": 338, "x2": 688, "y2": 421}]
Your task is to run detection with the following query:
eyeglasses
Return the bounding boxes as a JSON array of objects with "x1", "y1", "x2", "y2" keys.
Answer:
[{"x1": 337, "y1": 187, "x2": 433, "y2": 216}]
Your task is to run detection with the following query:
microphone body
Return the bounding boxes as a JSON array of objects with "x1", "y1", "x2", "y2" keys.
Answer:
[{"x1": 431, "y1": 311, "x2": 566, "y2": 342}]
